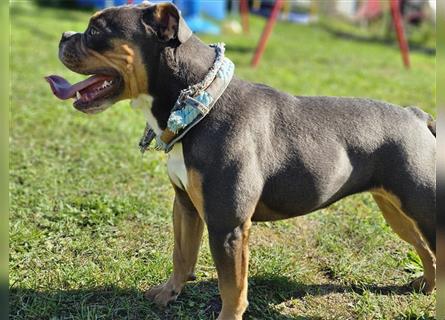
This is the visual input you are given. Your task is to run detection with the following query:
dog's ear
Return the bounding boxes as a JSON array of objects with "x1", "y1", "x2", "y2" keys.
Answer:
[{"x1": 141, "y1": 3, "x2": 192, "y2": 43}]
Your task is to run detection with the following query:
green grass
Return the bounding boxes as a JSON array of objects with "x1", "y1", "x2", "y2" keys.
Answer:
[{"x1": 10, "y1": 3, "x2": 436, "y2": 319}]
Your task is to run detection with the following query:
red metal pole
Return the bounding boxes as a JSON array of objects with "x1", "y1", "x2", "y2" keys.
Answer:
[
  {"x1": 390, "y1": 0, "x2": 410, "y2": 68},
  {"x1": 251, "y1": 0, "x2": 283, "y2": 67},
  {"x1": 240, "y1": 0, "x2": 250, "y2": 34}
]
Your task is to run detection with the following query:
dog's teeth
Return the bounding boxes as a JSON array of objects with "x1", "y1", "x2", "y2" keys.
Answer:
[
  {"x1": 76, "y1": 91, "x2": 81, "y2": 100},
  {"x1": 98, "y1": 80, "x2": 113, "y2": 90}
]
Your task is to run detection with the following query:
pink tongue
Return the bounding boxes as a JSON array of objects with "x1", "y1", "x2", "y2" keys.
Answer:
[{"x1": 44, "y1": 74, "x2": 108, "y2": 100}]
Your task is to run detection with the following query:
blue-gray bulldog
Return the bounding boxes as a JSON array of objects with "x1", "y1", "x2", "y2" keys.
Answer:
[{"x1": 46, "y1": 3, "x2": 436, "y2": 319}]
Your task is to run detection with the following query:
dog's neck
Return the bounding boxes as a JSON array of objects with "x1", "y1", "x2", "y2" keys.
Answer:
[
  {"x1": 134, "y1": 36, "x2": 216, "y2": 133},
  {"x1": 156, "y1": 36, "x2": 217, "y2": 100}
]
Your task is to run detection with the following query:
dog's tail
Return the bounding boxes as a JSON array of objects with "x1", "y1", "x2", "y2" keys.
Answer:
[{"x1": 406, "y1": 106, "x2": 436, "y2": 137}]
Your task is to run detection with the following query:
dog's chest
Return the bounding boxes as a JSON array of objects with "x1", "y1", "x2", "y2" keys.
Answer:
[
  {"x1": 132, "y1": 94, "x2": 188, "y2": 189},
  {"x1": 167, "y1": 143, "x2": 188, "y2": 189},
  {"x1": 131, "y1": 94, "x2": 162, "y2": 135}
]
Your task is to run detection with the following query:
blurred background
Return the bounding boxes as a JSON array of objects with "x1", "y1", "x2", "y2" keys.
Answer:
[
  {"x1": 35, "y1": 0, "x2": 437, "y2": 67},
  {"x1": 10, "y1": 1, "x2": 437, "y2": 319}
]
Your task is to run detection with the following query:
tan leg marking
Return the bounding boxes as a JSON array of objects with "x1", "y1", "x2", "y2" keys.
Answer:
[
  {"x1": 145, "y1": 192, "x2": 204, "y2": 306},
  {"x1": 186, "y1": 169, "x2": 251, "y2": 318},
  {"x1": 214, "y1": 220, "x2": 252, "y2": 320},
  {"x1": 186, "y1": 169, "x2": 206, "y2": 221},
  {"x1": 371, "y1": 188, "x2": 436, "y2": 293}
]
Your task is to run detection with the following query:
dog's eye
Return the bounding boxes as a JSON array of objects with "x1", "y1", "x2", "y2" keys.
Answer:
[{"x1": 88, "y1": 27, "x2": 100, "y2": 37}]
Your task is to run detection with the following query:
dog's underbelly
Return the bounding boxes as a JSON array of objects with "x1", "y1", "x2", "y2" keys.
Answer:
[
  {"x1": 252, "y1": 147, "x2": 369, "y2": 221},
  {"x1": 253, "y1": 201, "x2": 301, "y2": 221},
  {"x1": 252, "y1": 183, "x2": 360, "y2": 221},
  {"x1": 253, "y1": 185, "x2": 324, "y2": 221}
]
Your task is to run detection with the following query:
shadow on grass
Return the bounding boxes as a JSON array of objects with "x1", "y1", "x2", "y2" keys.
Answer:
[
  {"x1": 10, "y1": 274, "x2": 425, "y2": 320},
  {"x1": 320, "y1": 25, "x2": 435, "y2": 56}
]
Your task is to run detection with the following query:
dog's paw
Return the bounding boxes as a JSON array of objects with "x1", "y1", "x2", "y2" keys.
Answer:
[
  {"x1": 409, "y1": 276, "x2": 435, "y2": 294},
  {"x1": 145, "y1": 281, "x2": 180, "y2": 307}
]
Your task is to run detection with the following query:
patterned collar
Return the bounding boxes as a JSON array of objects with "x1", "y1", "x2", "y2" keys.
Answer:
[{"x1": 139, "y1": 43, "x2": 235, "y2": 153}]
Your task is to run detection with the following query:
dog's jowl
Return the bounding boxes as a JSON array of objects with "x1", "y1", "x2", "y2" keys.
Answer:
[{"x1": 46, "y1": 3, "x2": 436, "y2": 320}]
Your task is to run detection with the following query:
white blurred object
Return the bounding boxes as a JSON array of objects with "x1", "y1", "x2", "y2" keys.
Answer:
[
  {"x1": 222, "y1": 20, "x2": 242, "y2": 34},
  {"x1": 428, "y1": 0, "x2": 436, "y2": 12},
  {"x1": 337, "y1": 0, "x2": 358, "y2": 18},
  {"x1": 294, "y1": 0, "x2": 312, "y2": 9}
]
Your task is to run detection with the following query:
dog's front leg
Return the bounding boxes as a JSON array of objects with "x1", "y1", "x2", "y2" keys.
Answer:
[
  {"x1": 208, "y1": 219, "x2": 252, "y2": 320},
  {"x1": 145, "y1": 188, "x2": 204, "y2": 306}
]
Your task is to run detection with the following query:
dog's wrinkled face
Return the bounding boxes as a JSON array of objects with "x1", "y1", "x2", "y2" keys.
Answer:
[{"x1": 45, "y1": 3, "x2": 191, "y2": 114}]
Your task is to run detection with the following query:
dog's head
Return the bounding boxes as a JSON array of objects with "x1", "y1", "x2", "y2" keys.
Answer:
[{"x1": 45, "y1": 2, "x2": 192, "y2": 114}]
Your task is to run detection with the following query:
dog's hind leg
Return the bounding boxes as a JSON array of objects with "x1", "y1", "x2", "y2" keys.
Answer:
[
  {"x1": 145, "y1": 187, "x2": 204, "y2": 306},
  {"x1": 371, "y1": 189, "x2": 436, "y2": 293}
]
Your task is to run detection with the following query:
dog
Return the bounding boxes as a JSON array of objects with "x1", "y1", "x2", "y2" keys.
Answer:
[{"x1": 46, "y1": 3, "x2": 436, "y2": 319}]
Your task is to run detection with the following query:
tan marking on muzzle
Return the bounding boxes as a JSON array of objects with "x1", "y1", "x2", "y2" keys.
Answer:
[{"x1": 84, "y1": 39, "x2": 148, "y2": 100}]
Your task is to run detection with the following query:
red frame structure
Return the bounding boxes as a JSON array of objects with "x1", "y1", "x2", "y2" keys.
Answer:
[
  {"x1": 247, "y1": 0, "x2": 410, "y2": 68},
  {"x1": 390, "y1": 0, "x2": 410, "y2": 68},
  {"x1": 251, "y1": 0, "x2": 283, "y2": 67}
]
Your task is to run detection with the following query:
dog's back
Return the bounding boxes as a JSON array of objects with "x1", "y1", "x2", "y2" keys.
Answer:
[{"x1": 191, "y1": 80, "x2": 435, "y2": 216}]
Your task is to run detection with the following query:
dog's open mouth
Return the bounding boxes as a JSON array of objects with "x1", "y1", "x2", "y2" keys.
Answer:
[{"x1": 45, "y1": 72, "x2": 122, "y2": 110}]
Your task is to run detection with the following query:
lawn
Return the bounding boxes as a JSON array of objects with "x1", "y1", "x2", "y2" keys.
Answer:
[{"x1": 10, "y1": 2, "x2": 436, "y2": 319}]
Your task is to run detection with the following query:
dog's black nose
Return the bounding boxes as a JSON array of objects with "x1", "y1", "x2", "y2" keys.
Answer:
[{"x1": 61, "y1": 31, "x2": 77, "y2": 43}]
